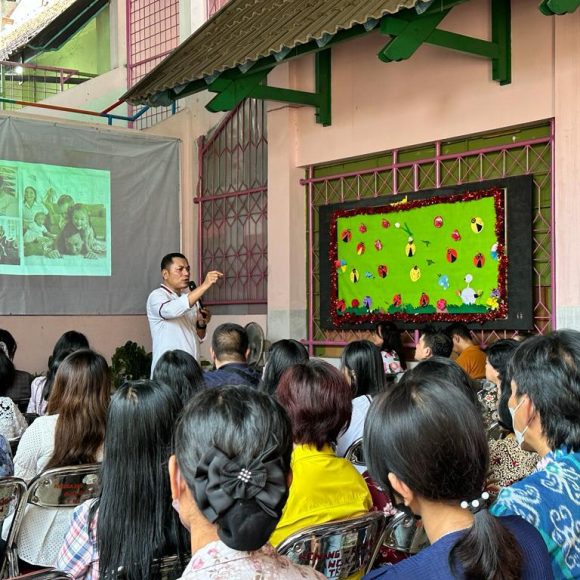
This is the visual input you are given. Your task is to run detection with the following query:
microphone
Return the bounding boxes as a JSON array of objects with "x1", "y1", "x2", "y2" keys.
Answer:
[{"x1": 188, "y1": 280, "x2": 205, "y2": 310}]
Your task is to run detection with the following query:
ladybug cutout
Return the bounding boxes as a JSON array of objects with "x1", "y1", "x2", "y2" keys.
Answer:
[
  {"x1": 359, "y1": 224, "x2": 367, "y2": 234},
  {"x1": 351, "y1": 299, "x2": 360, "y2": 308},
  {"x1": 419, "y1": 292, "x2": 430, "y2": 307},
  {"x1": 336, "y1": 299, "x2": 346, "y2": 313},
  {"x1": 350, "y1": 268, "x2": 359, "y2": 283},
  {"x1": 451, "y1": 229, "x2": 461, "y2": 242},
  {"x1": 382, "y1": 219, "x2": 390, "y2": 229},
  {"x1": 377, "y1": 265, "x2": 388, "y2": 278},
  {"x1": 356, "y1": 242, "x2": 365, "y2": 255},
  {"x1": 393, "y1": 294, "x2": 402, "y2": 307},
  {"x1": 374, "y1": 240, "x2": 383, "y2": 251},
  {"x1": 471, "y1": 217, "x2": 484, "y2": 233},
  {"x1": 434, "y1": 216, "x2": 444, "y2": 228},
  {"x1": 474, "y1": 253, "x2": 485, "y2": 268},
  {"x1": 341, "y1": 229, "x2": 352, "y2": 243},
  {"x1": 447, "y1": 248, "x2": 458, "y2": 263}
]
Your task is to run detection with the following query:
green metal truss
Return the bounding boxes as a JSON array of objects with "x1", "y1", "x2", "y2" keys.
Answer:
[
  {"x1": 379, "y1": 0, "x2": 511, "y2": 85},
  {"x1": 539, "y1": 0, "x2": 580, "y2": 14},
  {"x1": 167, "y1": 0, "x2": 512, "y2": 126}
]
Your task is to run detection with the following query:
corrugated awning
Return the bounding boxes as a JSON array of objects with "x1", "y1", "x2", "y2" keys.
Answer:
[{"x1": 124, "y1": 0, "x2": 425, "y2": 105}]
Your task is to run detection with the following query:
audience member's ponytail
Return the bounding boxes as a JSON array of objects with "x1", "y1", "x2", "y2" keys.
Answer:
[
  {"x1": 364, "y1": 376, "x2": 522, "y2": 580},
  {"x1": 0, "y1": 349, "x2": 15, "y2": 394},
  {"x1": 450, "y1": 508, "x2": 521, "y2": 579}
]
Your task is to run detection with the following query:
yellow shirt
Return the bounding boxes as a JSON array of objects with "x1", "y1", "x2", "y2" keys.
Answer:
[{"x1": 270, "y1": 443, "x2": 372, "y2": 548}]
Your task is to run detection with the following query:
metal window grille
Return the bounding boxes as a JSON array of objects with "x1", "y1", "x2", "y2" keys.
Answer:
[
  {"x1": 207, "y1": 0, "x2": 230, "y2": 18},
  {"x1": 126, "y1": 0, "x2": 180, "y2": 129},
  {"x1": 305, "y1": 121, "x2": 554, "y2": 354},
  {"x1": 197, "y1": 99, "x2": 268, "y2": 305}
]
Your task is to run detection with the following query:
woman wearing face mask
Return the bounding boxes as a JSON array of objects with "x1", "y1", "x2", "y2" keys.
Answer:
[
  {"x1": 484, "y1": 340, "x2": 539, "y2": 495},
  {"x1": 57, "y1": 380, "x2": 189, "y2": 579},
  {"x1": 490, "y1": 330, "x2": 580, "y2": 579}
]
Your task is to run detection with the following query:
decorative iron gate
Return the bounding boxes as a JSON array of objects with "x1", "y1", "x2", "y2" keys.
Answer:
[{"x1": 197, "y1": 99, "x2": 268, "y2": 306}]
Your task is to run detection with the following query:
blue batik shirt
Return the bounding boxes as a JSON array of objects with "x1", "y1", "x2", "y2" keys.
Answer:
[{"x1": 490, "y1": 447, "x2": 580, "y2": 580}]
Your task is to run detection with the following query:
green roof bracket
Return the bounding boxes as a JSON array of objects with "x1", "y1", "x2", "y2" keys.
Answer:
[
  {"x1": 205, "y1": 49, "x2": 332, "y2": 126},
  {"x1": 539, "y1": 0, "x2": 580, "y2": 14},
  {"x1": 379, "y1": 0, "x2": 511, "y2": 85}
]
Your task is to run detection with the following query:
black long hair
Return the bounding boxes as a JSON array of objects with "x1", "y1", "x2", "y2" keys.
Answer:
[
  {"x1": 260, "y1": 339, "x2": 309, "y2": 395},
  {"x1": 42, "y1": 331, "x2": 90, "y2": 404},
  {"x1": 0, "y1": 349, "x2": 15, "y2": 396},
  {"x1": 364, "y1": 377, "x2": 522, "y2": 579},
  {"x1": 375, "y1": 322, "x2": 406, "y2": 369},
  {"x1": 486, "y1": 339, "x2": 519, "y2": 430},
  {"x1": 341, "y1": 340, "x2": 385, "y2": 397},
  {"x1": 152, "y1": 349, "x2": 204, "y2": 405},
  {"x1": 93, "y1": 380, "x2": 189, "y2": 580}
]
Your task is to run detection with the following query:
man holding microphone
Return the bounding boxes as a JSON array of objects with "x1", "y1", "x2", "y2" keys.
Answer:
[{"x1": 147, "y1": 252, "x2": 223, "y2": 374}]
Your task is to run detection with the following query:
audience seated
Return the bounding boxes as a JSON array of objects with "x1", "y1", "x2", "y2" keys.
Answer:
[
  {"x1": 152, "y1": 349, "x2": 204, "y2": 405},
  {"x1": 371, "y1": 322, "x2": 406, "y2": 377},
  {"x1": 335, "y1": 340, "x2": 386, "y2": 467},
  {"x1": 203, "y1": 323, "x2": 261, "y2": 388},
  {"x1": 414, "y1": 325, "x2": 453, "y2": 361},
  {"x1": 445, "y1": 322, "x2": 486, "y2": 379},
  {"x1": 0, "y1": 349, "x2": 28, "y2": 441},
  {"x1": 260, "y1": 339, "x2": 309, "y2": 396},
  {"x1": 57, "y1": 379, "x2": 189, "y2": 580},
  {"x1": 0, "y1": 434, "x2": 14, "y2": 476},
  {"x1": 27, "y1": 331, "x2": 89, "y2": 416},
  {"x1": 363, "y1": 375, "x2": 552, "y2": 579},
  {"x1": 490, "y1": 330, "x2": 580, "y2": 578},
  {"x1": 484, "y1": 340, "x2": 539, "y2": 495},
  {"x1": 169, "y1": 385, "x2": 323, "y2": 579},
  {"x1": 0, "y1": 329, "x2": 32, "y2": 410},
  {"x1": 271, "y1": 360, "x2": 372, "y2": 547},
  {"x1": 10, "y1": 349, "x2": 111, "y2": 567}
]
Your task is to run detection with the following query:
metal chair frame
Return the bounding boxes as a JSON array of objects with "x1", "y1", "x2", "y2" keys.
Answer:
[
  {"x1": 344, "y1": 438, "x2": 365, "y2": 467},
  {"x1": 0, "y1": 477, "x2": 27, "y2": 579},
  {"x1": 277, "y1": 511, "x2": 386, "y2": 577}
]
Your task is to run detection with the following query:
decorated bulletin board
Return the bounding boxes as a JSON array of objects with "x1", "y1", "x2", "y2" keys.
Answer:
[{"x1": 319, "y1": 176, "x2": 534, "y2": 330}]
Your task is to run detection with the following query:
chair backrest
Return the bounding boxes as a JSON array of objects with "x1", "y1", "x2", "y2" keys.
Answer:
[
  {"x1": 277, "y1": 511, "x2": 385, "y2": 577},
  {"x1": 8, "y1": 569, "x2": 73, "y2": 579},
  {"x1": 0, "y1": 477, "x2": 27, "y2": 578},
  {"x1": 27, "y1": 464, "x2": 100, "y2": 509},
  {"x1": 344, "y1": 438, "x2": 364, "y2": 467},
  {"x1": 382, "y1": 509, "x2": 429, "y2": 555}
]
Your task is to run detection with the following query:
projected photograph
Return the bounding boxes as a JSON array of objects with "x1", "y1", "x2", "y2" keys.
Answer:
[
  {"x1": 0, "y1": 160, "x2": 111, "y2": 276},
  {"x1": 0, "y1": 219, "x2": 20, "y2": 266},
  {"x1": 0, "y1": 166, "x2": 19, "y2": 218},
  {"x1": 319, "y1": 176, "x2": 534, "y2": 330}
]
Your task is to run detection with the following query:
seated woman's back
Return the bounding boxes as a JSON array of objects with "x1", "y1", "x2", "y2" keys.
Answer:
[
  {"x1": 363, "y1": 375, "x2": 552, "y2": 580},
  {"x1": 58, "y1": 380, "x2": 189, "y2": 580},
  {"x1": 271, "y1": 360, "x2": 371, "y2": 547}
]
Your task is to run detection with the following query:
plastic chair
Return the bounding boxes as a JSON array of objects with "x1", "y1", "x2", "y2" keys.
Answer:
[
  {"x1": 0, "y1": 477, "x2": 27, "y2": 579},
  {"x1": 277, "y1": 511, "x2": 386, "y2": 578}
]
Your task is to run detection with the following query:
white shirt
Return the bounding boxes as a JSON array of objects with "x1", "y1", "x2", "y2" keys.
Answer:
[
  {"x1": 27, "y1": 376, "x2": 48, "y2": 415},
  {"x1": 335, "y1": 395, "x2": 372, "y2": 474},
  {"x1": 146, "y1": 284, "x2": 201, "y2": 373},
  {"x1": 0, "y1": 396, "x2": 27, "y2": 441}
]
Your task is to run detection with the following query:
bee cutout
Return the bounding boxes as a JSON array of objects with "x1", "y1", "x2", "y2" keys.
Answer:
[
  {"x1": 410, "y1": 265, "x2": 421, "y2": 282},
  {"x1": 405, "y1": 237, "x2": 416, "y2": 257},
  {"x1": 471, "y1": 217, "x2": 484, "y2": 233},
  {"x1": 350, "y1": 268, "x2": 359, "y2": 283}
]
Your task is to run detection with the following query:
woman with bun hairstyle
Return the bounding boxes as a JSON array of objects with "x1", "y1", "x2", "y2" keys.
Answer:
[
  {"x1": 363, "y1": 375, "x2": 552, "y2": 579},
  {"x1": 169, "y1": 385, "x2": 323, "y2": 579}
]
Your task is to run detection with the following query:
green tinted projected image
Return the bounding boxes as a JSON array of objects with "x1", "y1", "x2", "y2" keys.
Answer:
[{"x1": 0, "y1": 160, "x2": 111, "y2": 276}]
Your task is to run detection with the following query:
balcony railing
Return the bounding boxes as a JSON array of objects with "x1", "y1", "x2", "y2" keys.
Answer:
[{"x1": 0, "y1": 60, "x2": 96, "y2": 111}]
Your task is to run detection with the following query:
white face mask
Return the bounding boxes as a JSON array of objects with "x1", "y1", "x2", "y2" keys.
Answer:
[{"x1": 509, "y1": 398, "x2": 529, "y2": 446}]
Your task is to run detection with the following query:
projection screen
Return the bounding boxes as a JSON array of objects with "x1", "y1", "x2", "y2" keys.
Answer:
[{"x1": 0, "y1": 115, "x2": 180, "y2": 314}]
